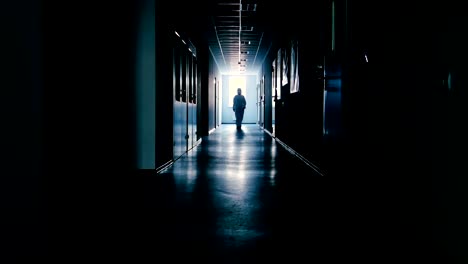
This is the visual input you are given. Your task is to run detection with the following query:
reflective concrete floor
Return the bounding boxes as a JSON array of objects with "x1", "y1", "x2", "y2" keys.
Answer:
[
  {"x1": 6, "y1": 123, "x2": 457, "y2": 263},
  {"x1": 137, "y1": 124, "x2": 366, "y2": 263},
  {"x1": 25, "y1": 123, "x2": 448, "y2": 263}
]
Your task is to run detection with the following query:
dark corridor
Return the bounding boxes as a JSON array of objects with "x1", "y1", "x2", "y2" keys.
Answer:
[{"x1": 2, "y1": 0, "x2": 468, "y2": 263}]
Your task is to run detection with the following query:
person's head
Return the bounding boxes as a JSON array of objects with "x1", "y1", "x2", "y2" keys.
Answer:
[{"x1": 237, "y1": 88, "x2": 242, "y2": 95}]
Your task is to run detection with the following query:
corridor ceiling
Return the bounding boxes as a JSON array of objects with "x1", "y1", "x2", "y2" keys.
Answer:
[
  {"x1": 170, "y1": 0, "x2": 277, "y2": 75},
  {"x1": 205, "y1": 0, "x2": 269, "y2": 75}
]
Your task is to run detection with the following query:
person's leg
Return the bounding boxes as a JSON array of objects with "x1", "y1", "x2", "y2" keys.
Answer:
[
  {"x1": 238, "y1": 110, "x2": 244, "y2": 128},
  {"x1": 235, "y1": 111, "x2": 241, "y2": 128}
]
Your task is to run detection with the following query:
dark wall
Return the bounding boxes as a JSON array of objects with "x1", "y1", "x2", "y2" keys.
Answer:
[
  {"x1": 155, "y1": 1, "x2": 174, "y2": 169},
  {"x1": 259, "y1": 0, "x2": 468, "y2": 260},
  {"x1": 383, "y1": 1, "x2": 468, "y2": 259},
  {"x1": 136, "y1": 0, "x2": 156, "y2": 169},
  {"x1": 1, "y1": 1, "x2": 47, "y2": 262},
  {"x1": 44, "y1": 2, "x2": 138, "y2": 173},
  {"x1": 42, "y1": 1, "x2": 141, "y2": 260},
  {"x1": 258, "y1": 0, "x2": 329, "y2": 170}
]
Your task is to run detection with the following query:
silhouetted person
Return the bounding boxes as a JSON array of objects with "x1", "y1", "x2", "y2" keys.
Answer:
[{"x1": 233, "y1": 88, "x2": 246, "y2": 130}]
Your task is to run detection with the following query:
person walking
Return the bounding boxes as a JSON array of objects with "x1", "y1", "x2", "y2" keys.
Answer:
[{"x1": 233, "y1": 88, "x2": 246, "y2": 130}]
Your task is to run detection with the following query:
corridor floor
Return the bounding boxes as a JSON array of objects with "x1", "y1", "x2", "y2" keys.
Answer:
[
  {"x1": 138, "y1": 124, "x2": 363, "y2": 263},
  {"x1": 10, "y1": 123, "x2": 452, "y2": 263}
]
